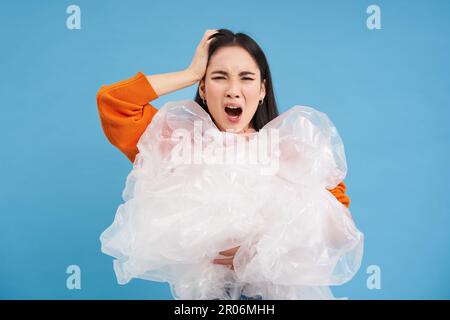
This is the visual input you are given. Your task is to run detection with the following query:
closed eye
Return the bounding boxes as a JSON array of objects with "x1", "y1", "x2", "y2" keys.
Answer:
[{"x1": 212, "y1": 77, "x2": 254, "y2": 81}]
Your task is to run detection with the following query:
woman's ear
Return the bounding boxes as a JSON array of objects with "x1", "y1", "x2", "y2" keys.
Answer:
[
  {"x1": 199, "y1": 79, "x2": 206, "y2": 100},
  {"x1": 260, "y1": 79, "x2": 266, "y2": 101}
]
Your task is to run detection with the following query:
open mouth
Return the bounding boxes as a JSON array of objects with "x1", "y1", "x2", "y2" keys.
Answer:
[{"x1": 224, "y1": 106, "x2": 243, "y2": 117}]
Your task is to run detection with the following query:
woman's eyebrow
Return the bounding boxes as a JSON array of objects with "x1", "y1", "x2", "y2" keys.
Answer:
[{"x1": 211, "y1": 70, "x2": 256, "y2": 76}]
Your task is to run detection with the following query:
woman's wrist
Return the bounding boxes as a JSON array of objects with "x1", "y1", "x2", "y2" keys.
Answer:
[{"x1": 184, "y1": 67, "x2": 202, "y2": 83}]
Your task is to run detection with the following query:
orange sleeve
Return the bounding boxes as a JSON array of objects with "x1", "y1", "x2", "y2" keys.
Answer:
[
  {"x1": 327, "y1": 181, "x2": 351, "y2": 208},
  {"x1": 96, "y1": 71, "x2": 159, "y2": 163}
]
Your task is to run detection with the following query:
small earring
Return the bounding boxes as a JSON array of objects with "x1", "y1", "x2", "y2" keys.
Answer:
[
  {"x1": 202, "y1": 97, "x2": 206, "y2": 105},
  {"x1": 259, "y1": 99, "x2": 264, "y2": 106}
]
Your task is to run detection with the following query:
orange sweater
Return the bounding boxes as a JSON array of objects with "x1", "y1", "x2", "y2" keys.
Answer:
[{"x1": 96, "y1": 71, "x2": 351, "y2": 208}]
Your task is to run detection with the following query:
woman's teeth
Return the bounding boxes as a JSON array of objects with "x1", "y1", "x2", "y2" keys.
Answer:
[
  {"x1": 225, "y1": 106, "x2": 243, "y2": 117},
  {"x1": 224, "y1": 106, "x2": 242, "y2": 123}
]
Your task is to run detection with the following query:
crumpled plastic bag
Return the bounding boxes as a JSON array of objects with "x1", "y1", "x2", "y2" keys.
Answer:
[{"x1": 100, "y1": 100, "x2": 364, "y2": 300}]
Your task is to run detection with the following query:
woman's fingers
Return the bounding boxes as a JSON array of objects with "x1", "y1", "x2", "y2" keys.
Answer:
[
  {"x1": 211, "y1": 245, "x2": 240, "y2": 270},
  {"x1": 205, "y1": 29, "x2": 218, "y2": 38},
  {"x1": 219, "y1": 246, "x2": 240, "y2": 256},
  {"x1": 212, "y1": 257, "x2": 234, "y2": 270},
  {"x1": 213, "y1": 257, "x2": 233, "y2": 264},
  {"x1": 202, "y1": 29, "x2": 219, "y2": 46},
  {"x1": 212, "y1": 248, "x2": 237, "y2": 270},
  {"x1": 187, "y1": 29, "x2": 219, "y2": 81}
]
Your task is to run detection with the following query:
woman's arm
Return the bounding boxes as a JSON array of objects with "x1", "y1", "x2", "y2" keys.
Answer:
[
  {"x1": 96, "y1": 30, "x2": 219, "y2": 163},
  {"x1": 96, "y1": 69, "x2": 200, "y2": 162},
  {"x1": 146, "y1": 69, "x2": 200, "y2": 97}
]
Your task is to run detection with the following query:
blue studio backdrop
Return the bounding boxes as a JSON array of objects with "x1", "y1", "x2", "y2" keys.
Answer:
[{"x1": 1, "y1": 0, "x2": 449, "y2": 299}]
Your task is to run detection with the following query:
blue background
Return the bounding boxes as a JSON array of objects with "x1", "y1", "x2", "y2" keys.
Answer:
[{"x1": 1, "y1": 0, "x2": 449, "y2": 299}]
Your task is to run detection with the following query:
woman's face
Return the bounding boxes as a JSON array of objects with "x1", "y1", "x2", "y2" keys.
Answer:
[{"x1": 199, "y1": 46, "x2": 266, "y2": 133}]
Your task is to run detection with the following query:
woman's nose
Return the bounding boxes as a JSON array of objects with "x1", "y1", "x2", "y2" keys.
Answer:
[
  {"x1": 226, "y1": 92, "x2": 240, "y2": 99},
  {"x1": 225, "y1": 82, "x2": 241, "y2": 98}
]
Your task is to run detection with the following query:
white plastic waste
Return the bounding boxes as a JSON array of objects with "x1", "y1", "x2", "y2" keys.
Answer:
[{"x1": 100, "y1": 100, "x2": 364, "y2": 300}]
